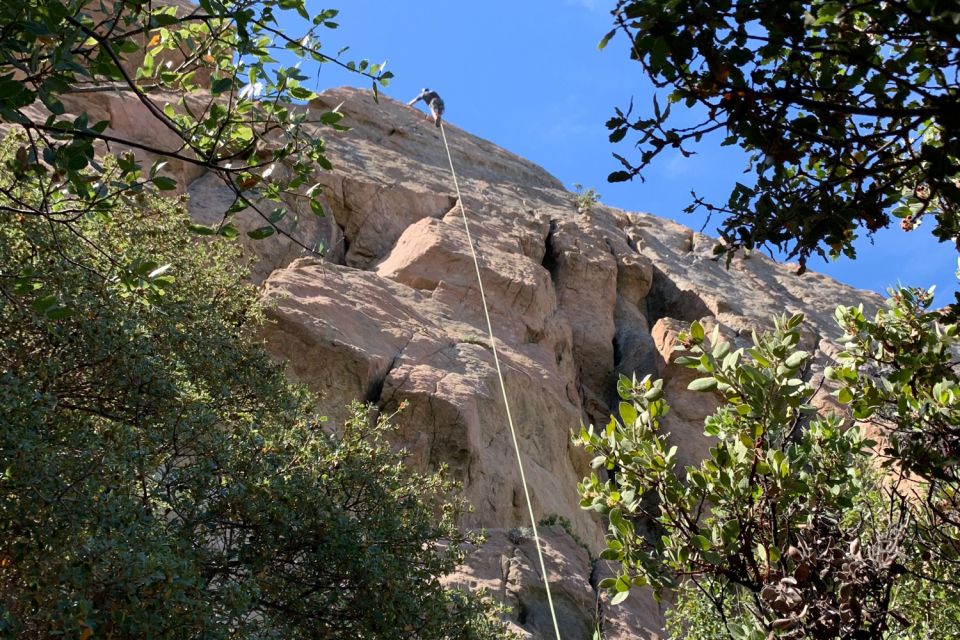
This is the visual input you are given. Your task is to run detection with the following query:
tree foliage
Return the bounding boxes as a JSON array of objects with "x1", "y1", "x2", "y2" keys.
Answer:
[
  {"x1": 831, "y1": 286, "x2": 960, "y2": 486},
  {"x1": 602, "y1": 0, "x2": 960, "y2": 270},
  {"x1": 593, "y1": 2, "x2": 960, "y2": 634},
  {"x1": 0, "y1": 148, "x2": 507, "y2": 639},
  {"x1": 0, "y1": 0, "x2": 390, "y2": 247},
  {"x1": 578, "y1": 308, "x2": 960, "y2": 638}
]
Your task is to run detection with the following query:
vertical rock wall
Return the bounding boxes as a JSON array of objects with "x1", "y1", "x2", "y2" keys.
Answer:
[{"x1": 178, "y1": 87, "x2": 882, "y2": 638}]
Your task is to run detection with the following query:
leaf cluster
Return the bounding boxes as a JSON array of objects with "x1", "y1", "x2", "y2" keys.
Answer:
[
  {"x1": 577, "y1": 315, "x2": 940, "y2": 638},
  {"x1": 0, "y1": 158, "x2": 507, "y2": 639},
  {"x1": 830, "y1": 286, "x2": 960, "y2": 484},
  {"x1": 572, "y1": 182, "x2": 601, "y2": 214},
  {"x1": 0, "y1": 0, "x2": 392, "y2": 254},
  {"x1": 603, "y1": 0, "x2": 960, "y2": 270}
]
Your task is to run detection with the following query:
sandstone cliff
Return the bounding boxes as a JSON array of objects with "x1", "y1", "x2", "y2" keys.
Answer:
[
  {"x1": 242, "y1": 87, "x2": 879, "y2": 639},
  {"x1": 74, "y1": 83, "x2": 881, "y2": 638}
]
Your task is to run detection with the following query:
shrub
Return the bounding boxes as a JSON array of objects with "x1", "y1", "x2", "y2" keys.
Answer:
[
  {"x1": 578, "y1": 310, "x2": 960, "y2": 638},
  {"x1": 572, "y1": 183, "x2": 601, "y2": 213},
  {"x1": 0, "y1": 147, "x2": 507, "y2": 639}
]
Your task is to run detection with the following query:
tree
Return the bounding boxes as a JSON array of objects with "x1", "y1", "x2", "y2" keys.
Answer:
[
  {"x1": 0, "y1": 0, "x2": 390, "y2": 248},
  {"x1": 0, "y1": 143, "x2": 508, "y2": 639},
  {"x1": 577, "y1": 310, "x2": 960, "y2": 639},
  {"x1": 601, "y1": 0, "x2": 960, "y2": 271}
]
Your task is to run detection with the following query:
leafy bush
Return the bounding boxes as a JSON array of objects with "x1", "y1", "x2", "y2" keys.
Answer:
[
  {"x1": 830, "y1": 286, "x2": 960, "y2": 487},
  {"x1": 572, "y1": 183, "x2": 601, "y2": 213},
  {"x1": 0, "y1": 151, "x2": 507, "y2": 639},
  {"x1": 578, "y1": 308, "x2": 960, "y2": 638},
  {"x1": 0, "y1": 0, "x2": 392, "y2": 239}
]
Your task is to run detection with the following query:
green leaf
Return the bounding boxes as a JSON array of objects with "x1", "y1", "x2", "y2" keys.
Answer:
[
  {"x1": 692, "y1": 534, "x2": 712, "y2": 551},
  {"x1": 187, "y1": 223, "x2": 216, "y2": 236},
  {"x1": 687, "y1": 377, "x2": 718, "y2": 392},
  {"x1": 784, "y1": 351, "x2": 808, "y2": 368},
  {"x1": 289, "y1": 86, "x2": 315, "y2": 100},
  {"x1": 31, "y1": 294, "x2": 57, "y2": 313},
  {"x1": 748, "y1": 347, "x2": 771, "y2": 367},
  {"x1": 598, "y1": 29, "x2": 616, "y2": 51},
  {"x1": 247, "y1": 226, "x2": 275, "y2": 240},
  {"x1": 609, "y1": 508, "x2": 624, "y2": 530},
  {"x1": 149, "y1": 160, "x2": 168, "y2": 178},
  {"x1": 721, "y1": 519, "x2": 740, "y2": 543},
  {"x1": 643, "y1": 383, "x2": 663, "y2": 401},
  {"x1": 756, "y1": 543, "x2": 768, "y2": 564},
  {"x1": 599, "y1": 547, "x2": 620, "y2": 561},
  {"x1": 152, "y1": 176, "x2": 177, "y2": 191},
  {"x1": 210, "y1": 77, "x2": 233, "y2": 95},
  {"x1": 619, "y1": 401, "x2": 638, "y2": 426},
  {"x1": 151, "y1": 11, "x2": 180, "y2": 26},
  {"x1": 690, "y1": 320, "x2": 705, "y2": 342},
  {"x1": 219, "y1": 223, "x2": 240, "y2": 239},
  {"x1": 598, "y1": 577, "x2": 618, "y2": 589},
  {"x1": 12, "y1": 279, "x2": 42, "y2": 295},
  {"x1": 713, "y1": 340, "x2": 731, "y2": 359},
  {"x1": 45, "y1": 306, "x2": 74, "y2": 320},
  {"x1": 611, "y1": 590, "x2": 630, "y2": 605}
]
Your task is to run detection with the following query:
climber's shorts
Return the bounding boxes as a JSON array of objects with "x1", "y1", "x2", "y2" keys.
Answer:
[{"x1": 428, "y1": 98, "x2": 445, "y2": 124}]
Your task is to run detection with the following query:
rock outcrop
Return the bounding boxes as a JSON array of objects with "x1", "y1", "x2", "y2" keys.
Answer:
[
  {"x1": 167, "y1": 87, "x2": 880, "y2": 638},
  {"x1": 220, "y1": 88, "x2": 882, "y2": 639}
]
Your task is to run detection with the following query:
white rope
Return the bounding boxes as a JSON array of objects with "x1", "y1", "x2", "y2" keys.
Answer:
[{"x1": 438, "y1": 122, "x2": 563, "y2": 640}]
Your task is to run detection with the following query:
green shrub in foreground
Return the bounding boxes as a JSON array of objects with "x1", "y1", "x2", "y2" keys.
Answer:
[
  {"x1": 0, "y1": 158, "x2": 507, "y2": 639},
  {"x1": 580, "y1": 307, "x2": 960, "y2": 639}
]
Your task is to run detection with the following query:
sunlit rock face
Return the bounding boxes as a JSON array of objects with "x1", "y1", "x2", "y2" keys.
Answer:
[{"x1": 181, "y1": 86, "x2": 880, "y2": 639}]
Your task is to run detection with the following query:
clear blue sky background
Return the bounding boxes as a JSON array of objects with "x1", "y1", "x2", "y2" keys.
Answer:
[{"x1": 286, "y1": 1, "x2": 958, "y2": 306}]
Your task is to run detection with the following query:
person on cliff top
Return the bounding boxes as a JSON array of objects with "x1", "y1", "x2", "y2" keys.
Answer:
[{"x1": 407, "y1": 88, "x2": 444, "y2": 128}]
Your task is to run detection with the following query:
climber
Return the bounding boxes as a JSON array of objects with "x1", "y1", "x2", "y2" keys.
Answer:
[{"x1": 407, "y1": 88, "x2": 444, "y2": 127}]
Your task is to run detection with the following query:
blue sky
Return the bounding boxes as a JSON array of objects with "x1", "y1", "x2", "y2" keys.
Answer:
[{"x1": 289, "y1": 1, "x2": 957, "y2": 306}]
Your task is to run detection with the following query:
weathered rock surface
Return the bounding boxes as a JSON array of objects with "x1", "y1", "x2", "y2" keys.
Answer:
[
  {"x1": 35, "y1": 70, "x2": 879, "y2": 635},
  {"x1": 176, "y1": 87, "x2": 882, "y2": 638},
  {"x1": 443, "y1": 527, "x2": 597, "y2": 640},
  {"x1": 11, "y1": 0, "x2": 887, "y2": 633},
  {"x1": 445, "y1": 526, "x2": 671, "y2": 640}
]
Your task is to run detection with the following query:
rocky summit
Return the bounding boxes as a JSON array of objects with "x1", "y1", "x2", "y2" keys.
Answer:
[{"x1": 182, "y1": 87, "x2": 878, "y2": 639}]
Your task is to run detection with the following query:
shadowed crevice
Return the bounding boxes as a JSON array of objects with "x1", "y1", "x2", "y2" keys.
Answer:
[
  {"x1": 541, "y1": 219, "x2": 559, "y2": 283},
  {"x1": 644, "y1": 265, "x2": 714, "y2": 328},
  {"x1": 365, "y1": 353, "x2": 400, "y2": 406}
]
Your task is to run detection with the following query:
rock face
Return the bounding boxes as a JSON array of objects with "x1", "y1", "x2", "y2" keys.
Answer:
[{"x1": 175, "y1": 87, "x2": 881, "y2": 638}]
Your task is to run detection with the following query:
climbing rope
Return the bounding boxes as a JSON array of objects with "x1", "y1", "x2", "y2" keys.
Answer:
[{"x1": 438, "y1": 122, "x2": 563, "y2": 640}]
